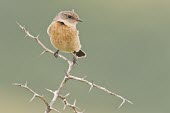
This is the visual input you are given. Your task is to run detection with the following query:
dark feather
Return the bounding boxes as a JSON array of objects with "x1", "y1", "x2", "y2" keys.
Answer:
[{"x1": 74, "y1": 50, "x2": 86, "y2": 58}]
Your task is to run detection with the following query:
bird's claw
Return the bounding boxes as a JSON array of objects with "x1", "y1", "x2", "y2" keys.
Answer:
[
  {"x1": 73, "y1": 56, "x2": 78, "y2": 65},
  {"x1": 54, "y1": 50, "x2": 59, "y2": 58}
]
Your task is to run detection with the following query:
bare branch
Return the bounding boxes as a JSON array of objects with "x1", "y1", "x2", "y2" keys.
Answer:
[
  {"x1": 16, "y1": 21, "x2": 70, "y2": 63},
  {"x1": 13, "y1": 83, "x2": 60, "y2": 113},
  {"x1": 58, "y1": 95, "x2": 81, "y2": 113},
  {"x1": 15, "y1": 22, "x2": 133, "y2": 113},
  {"x1": 68, "y1": 75, "x2": 133, "y2": 107}
]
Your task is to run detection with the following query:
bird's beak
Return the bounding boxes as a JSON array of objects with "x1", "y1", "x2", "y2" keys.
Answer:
[{"x1": 76, "y1": 18, "x2": 83, "y2": 22}]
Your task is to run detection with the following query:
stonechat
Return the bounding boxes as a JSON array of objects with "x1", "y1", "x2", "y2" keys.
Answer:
[{"x1": 47, "y1": 10, "x2": 86, "y2": 62}]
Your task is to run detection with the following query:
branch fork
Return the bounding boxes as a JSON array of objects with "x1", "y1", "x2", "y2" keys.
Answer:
[{"x1": 14, "y1": 22, "x2": 133, "y2": 113}]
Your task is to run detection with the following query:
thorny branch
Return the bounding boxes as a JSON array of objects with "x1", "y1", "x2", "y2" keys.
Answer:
[
  {"x1": 14, "y1": 22, "x2": 133, "y2": 113},
  {"x1": 13, "y1": 82, "x2": 60, "y2": 113}
]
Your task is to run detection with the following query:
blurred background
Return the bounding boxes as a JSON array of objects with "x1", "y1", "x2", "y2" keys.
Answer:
[{"x1": 0, "y1": 0, "x2": 170, "y2": 113}]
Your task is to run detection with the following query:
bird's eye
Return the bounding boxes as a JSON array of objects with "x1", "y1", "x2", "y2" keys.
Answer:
[{"x1": 67, "y1": 15, "x2": 72, "y2": 19}]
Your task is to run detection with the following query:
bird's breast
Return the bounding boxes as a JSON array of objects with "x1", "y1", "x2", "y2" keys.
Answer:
[{"x1": 47, "y1": 21, "x2": 81, "y2": 52}]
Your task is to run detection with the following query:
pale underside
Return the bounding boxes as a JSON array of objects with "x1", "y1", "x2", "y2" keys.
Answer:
[{"x1": 47, "y1": 21, "x2": 81, "y2": 53}]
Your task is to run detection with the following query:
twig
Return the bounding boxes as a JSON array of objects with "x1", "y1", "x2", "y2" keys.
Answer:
[
  {"x1": 13, "y1": 82, "x2": 60, "y2": 113},
  {"x1": 68, "y1": 75, "x2": 133, "y2": 108},
  {"x1": 16, "y1": 21, "x2": 69, "y2": 62},
  {"x1": 15, "y1": 22, "x2": 133, "y2": 113},
  {"x1": 58, "y1": 94, "x2": 83, "y2": 113}
]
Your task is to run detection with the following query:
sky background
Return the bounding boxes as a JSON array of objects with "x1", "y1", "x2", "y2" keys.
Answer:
[{"x1": 0, "y1": 0, "x2": 170, "y2": 113}]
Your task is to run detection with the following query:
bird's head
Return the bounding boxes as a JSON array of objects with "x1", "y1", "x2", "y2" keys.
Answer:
[{"x1": 54, "y1": 10, "x2": 83, "y2": 27}]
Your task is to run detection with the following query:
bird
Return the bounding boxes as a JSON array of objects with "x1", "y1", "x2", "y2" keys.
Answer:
[{"x1": 47, "y1": 10, "x2": 86, "y2": 63}]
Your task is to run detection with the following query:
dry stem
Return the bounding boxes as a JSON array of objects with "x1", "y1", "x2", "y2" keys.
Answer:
[{"x1": 14, "y1": 22, "x2": 133, "y2": 113}]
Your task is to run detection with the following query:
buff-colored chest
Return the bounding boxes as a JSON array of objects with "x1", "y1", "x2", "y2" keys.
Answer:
[{"x1": 47, "y1": 21, "x2": 81, "y2": 52}]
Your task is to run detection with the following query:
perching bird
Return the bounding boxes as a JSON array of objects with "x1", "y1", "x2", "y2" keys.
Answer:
[{"x1": 47, "y1": 10, "x2": 86, "y2": 62}]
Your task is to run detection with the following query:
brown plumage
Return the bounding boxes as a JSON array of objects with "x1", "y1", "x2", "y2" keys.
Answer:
[{"x1": 47, "y1": 10, "x2": 86, "y2": 58}]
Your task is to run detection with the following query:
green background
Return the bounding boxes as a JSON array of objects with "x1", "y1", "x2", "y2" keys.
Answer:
[{"x1": 0, "y1": 0, "x2": 170, "y2": 113}]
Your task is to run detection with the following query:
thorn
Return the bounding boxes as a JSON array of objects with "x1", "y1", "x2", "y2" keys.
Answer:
[
  {"x1": 25, "y1": 81, "x2": 27, "y2": 87},
  {"x1": 73, "y1": 99, "x2": 76, "y2": 106},
  {"x1": 51, "y1": 107, "x2": 61, "y2": 113},
  {"x1": 64, "y1": 93, "x2": 70, "y2": 97},
  {"x1": 46, "y1": 88, "x2": 54, "y2": 94},
  {"x1": 82, "y1": 76, "x2": 87, "y2": 79},
  {"x1": 63, "y1": 104, "x2": 67, "y2": 110},
  {"x1": 36, "y1": 34, "x2": 40, "y2": 39},
  {"x1": 89, "y1": 81, "x2": 94, "y2": 93},
  {"x1": 30, "y1": 94, "x2": 36, "y2": 102},
  {"x1": 24, "y1": 34, "x2": 28, "y2": 38},
  {"x1": 118, "y1": 99, "x2": 125, "y2": 109},
  {"x1": 40, "y1": 50, "x2": 46, "y2": 56}
]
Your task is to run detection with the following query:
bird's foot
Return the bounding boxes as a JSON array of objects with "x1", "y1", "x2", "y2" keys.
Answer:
[
  {"x1": 54, "y1": 50, "x2": 59, "y2": 58},
  {"x1": 73, "y1": 56, "x2": 78, "y2": 65}
]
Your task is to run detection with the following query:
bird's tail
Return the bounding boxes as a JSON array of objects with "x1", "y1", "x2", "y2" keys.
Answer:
[{"x1": 74, "y1": 50, "x2": 86, "y2": 58}]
